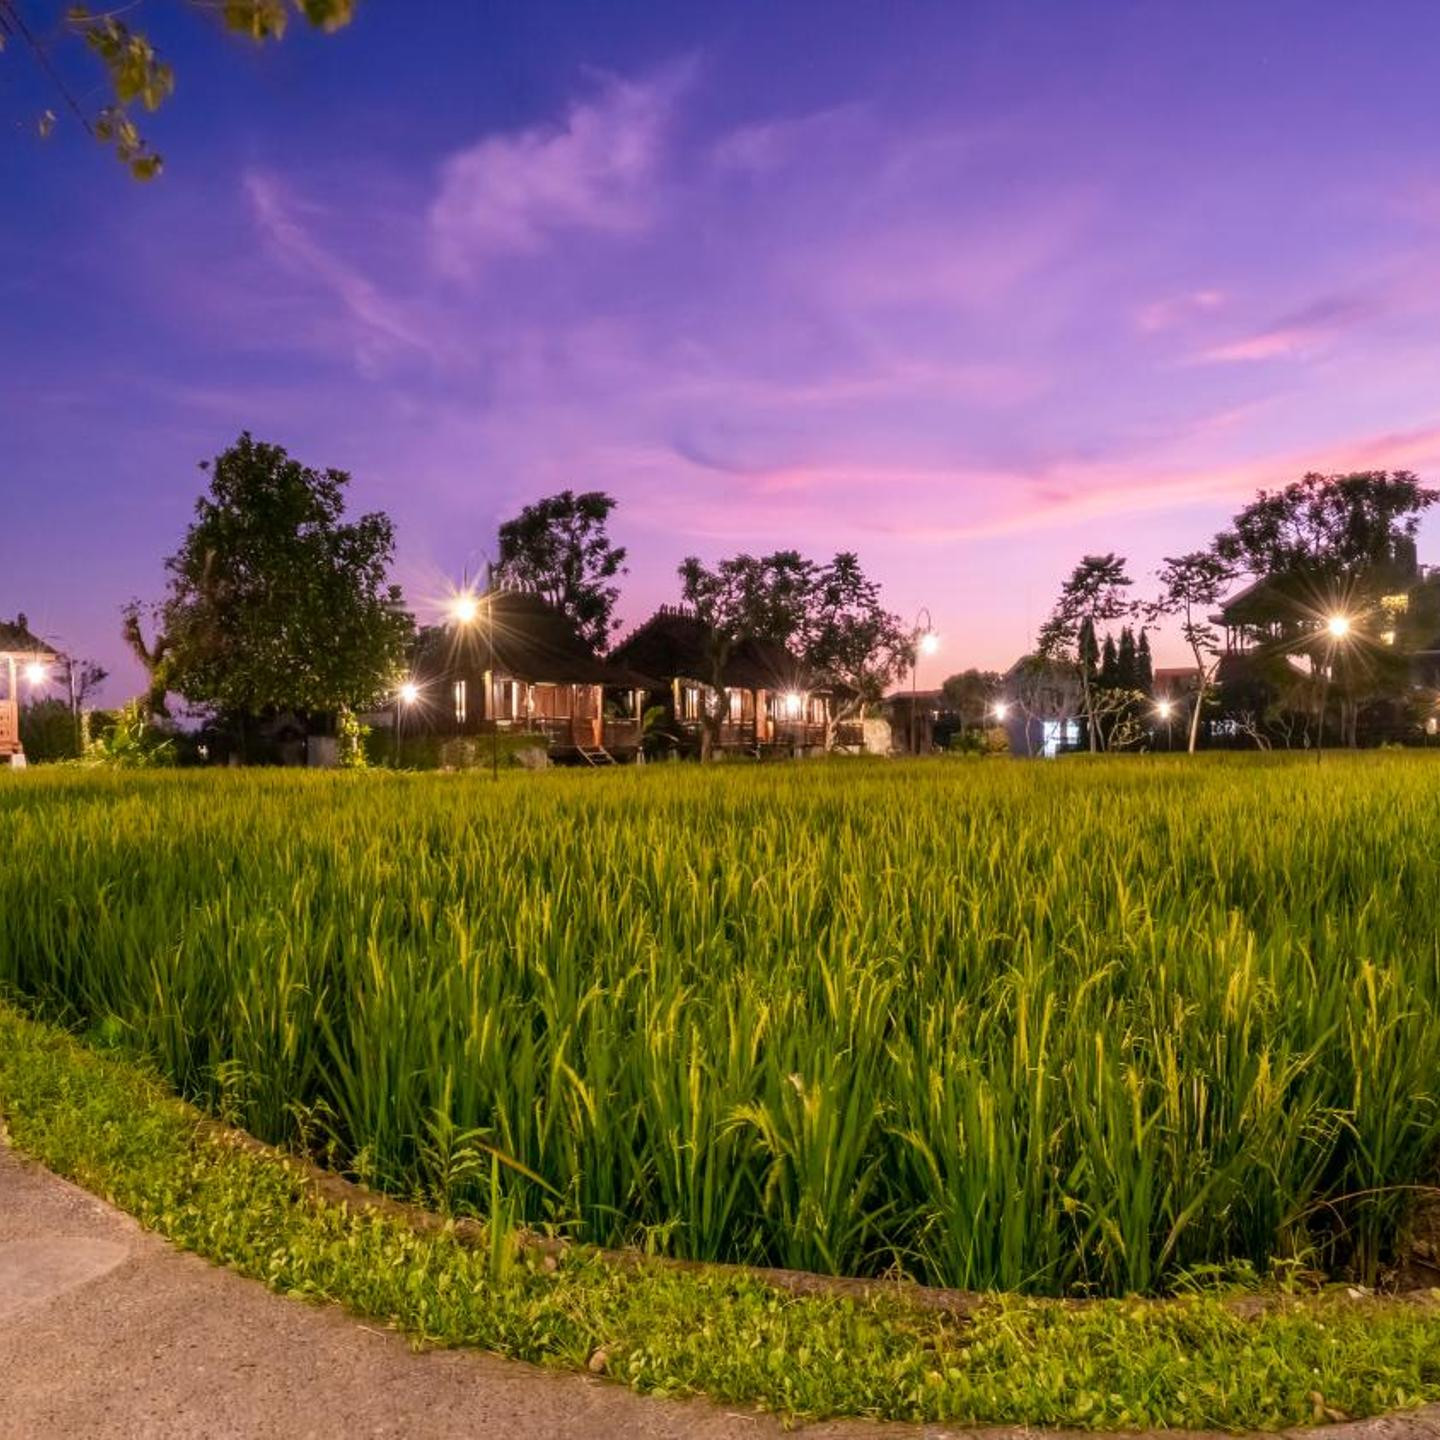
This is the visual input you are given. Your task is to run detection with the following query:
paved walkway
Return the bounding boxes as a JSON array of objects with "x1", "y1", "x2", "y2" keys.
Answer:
[
  {"x1": 0, "y1": 1145, "x2": 911, "y2": 1440},
  {"x1": 5, "y1": 1142, "x2": 1440, "y2": 1440}
]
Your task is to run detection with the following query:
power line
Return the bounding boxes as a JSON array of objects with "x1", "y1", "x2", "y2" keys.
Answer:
[{"x1": 0, "y1": 0, "x2": 95, "y2": 136}]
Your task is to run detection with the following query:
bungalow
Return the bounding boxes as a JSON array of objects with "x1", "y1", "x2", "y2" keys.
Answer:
[
  {"x1": 608, "y1": 606, "x2": 834, "y2": 754},
  {"x1": 1212, "y1": 538, "x2": 1440, "y2": 683},
  {"x1": 406, "y1": 590, "x2": 650, "y2": 761},
  {"x1": 0, "y1": 615, "x2": 60, "y2": 767}
]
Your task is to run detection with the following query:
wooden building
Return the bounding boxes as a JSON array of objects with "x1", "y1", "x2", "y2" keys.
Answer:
[
  {"x1": 408, "y1": 590, "x2": 649, "y2": 761},
  {"x1": 608, "y1": 606, "x2": 833, "y2": 753},
  {"x1": 0, "y1": 615, "x2": 60, "y2": 766}
]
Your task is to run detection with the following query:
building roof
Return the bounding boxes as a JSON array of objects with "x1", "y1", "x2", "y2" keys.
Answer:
[
  {"x1": 416, "y1": 590, "x2": 648, "y2": 687},
  {"x1": 610, "y1": 606, "x2": 813, "y2": 691},
  {"x1": 1153, "y1": 665, "x2": 1202, "y2": 691},
  {"x1": 0, "y1": 615, "x2": 60, "y2": 658}
]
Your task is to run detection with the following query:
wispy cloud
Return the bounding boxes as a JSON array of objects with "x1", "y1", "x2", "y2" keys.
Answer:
[
  {"x1": 244, "y1": 171, "x2": 439, "y2": 371},
  {"x1": 710, "y1": 104, "x2": 867, "y2": 175},
  {"x1": 1192, "y1": 292, "x2": 1379, "y2": 364},
  {"x1": 428, "y1": 66, "x2": 691, "y2": 280},
  {"x1": 1136, "y1": 288, "x2": 1225, "y2": 333}
]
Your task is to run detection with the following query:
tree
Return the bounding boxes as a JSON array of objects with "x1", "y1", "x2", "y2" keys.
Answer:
[
  {"x1": 1037, "y1": 554, "x2": 1134, "y2": 752},
  {"x1": 941, "y1": 668, "x2": 1003, "y2": 733},
  {"x1": 121, "y1": 600, "x2": 172, "y2": 718},
  {"x1": 797, "y1": 552, "x2": 910, "y2": 750},
  {"x1": 158, "y1": 433, "x2": 410, "y2": 747},
  {"x1": 2, "y1": 0, "x2": 355, "y2": 179},
  {"x1": 1214, "y1": 471, "x2": 1438, "y2": 584},
  {"x1": 494, "y1": 490, "x2": 628, "y2": 654},
  {"x1": 1136, "y1": 630, "x2": 1154, "y2": 696},
  {"x1": 677, "y1": 550, "x2": 814, "y2": 761},
  {"x1": 1147, "y1": 550, "x2": 1234, "y2": 753}
]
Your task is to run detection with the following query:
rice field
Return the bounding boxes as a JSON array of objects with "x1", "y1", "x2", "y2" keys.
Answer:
[{"x1": 2, "y1": 755, "x2": 1438, "y2": 1297}]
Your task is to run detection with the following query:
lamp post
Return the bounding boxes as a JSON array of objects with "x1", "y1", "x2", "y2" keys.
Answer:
[
  {"x1": 393, "y1": 680, "x2": 419, "y2": 766},
  {"x1": 1317, "y1": 613, "x2": 1352, "y2": 763},
  {"x1": 910, "y1": 608, "x2": 939, "y2": 756},
  {"x1": 1156, "y1": 697, "x2": 1174, "y2": 752},
  {"x1": 449, "y1": 588, "x2": 500, "y2": 779}
]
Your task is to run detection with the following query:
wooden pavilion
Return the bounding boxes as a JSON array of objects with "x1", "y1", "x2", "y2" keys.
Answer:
[
  {"x1": 0, "y1": 615, "x2": 60, "y2": 766},
  {"x1": 608, "y1": 606, "x2": 835, "y2": 754},
  {"x1": 407, "y1": 590, "x2": 651, "y2": 762}
]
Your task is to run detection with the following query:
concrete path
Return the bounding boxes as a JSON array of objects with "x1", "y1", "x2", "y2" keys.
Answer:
[
  {"x1": 5, "y1": 1142, "x2": 1440, "y2": 1440},
  {"x1": 0, "y1": 1144, "x2": 909, "y2": 1440}
]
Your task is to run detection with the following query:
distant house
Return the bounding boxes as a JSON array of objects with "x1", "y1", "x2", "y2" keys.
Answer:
[
  {"x1": 407, "y1": 590, "x2": 650, "y2": 761},
  {"x1": 995, "y1": 654, "x2": 1083, "y2": 758},
  {"x1": 884, "y1": 687, "x2": 947, "y2": 754},
  {"x1": 608, "y1": 606, "x2": 834, "y2": 754},
  {"x1": 0, "y1": 615, "x2": 60, "y2": 767}
]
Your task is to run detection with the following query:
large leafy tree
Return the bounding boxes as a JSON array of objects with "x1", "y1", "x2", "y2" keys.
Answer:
[
  {"x1": 494, "y1": 490, "x2": 628, "y2": 654},
  {"x1": 797, "y1": 552, "x2": 910, "y2": 750},
  {"x1": 941, "y1": 668, "x2": 1003, "y2": 734},
  {"x1": 1037, "y1": 553, "x2": 1134, "y2": 752},
  {"x1": 677, "y1": 550, "x2": 814, "y2": 761},
  {"x1": 2, "y1": 0, "x2": 354, "y2": 179},
  {"x1": 157, "y1": 433, "x2": 410, "y2": 734},
  {"x1": 1214, "y1": 470, "x2": 1438, "y2": 584}
]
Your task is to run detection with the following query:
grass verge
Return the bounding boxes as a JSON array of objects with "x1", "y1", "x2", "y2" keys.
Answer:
[{"x1": 3, "y1": 1000, "x2": 1440, "y2": 1432}]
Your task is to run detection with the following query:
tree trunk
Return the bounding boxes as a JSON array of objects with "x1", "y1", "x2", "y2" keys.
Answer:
[
  {"x1": 1081, "y1": 668, "x2": 1098, "y2": 753},
  {"x1": 1186, "y1": 647, "x2": 1210, "y2": 755}
]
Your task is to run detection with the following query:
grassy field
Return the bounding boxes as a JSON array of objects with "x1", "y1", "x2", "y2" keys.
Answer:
[{"x1": 2, "y1": 755, "x2": 1438, "y2": 1297}]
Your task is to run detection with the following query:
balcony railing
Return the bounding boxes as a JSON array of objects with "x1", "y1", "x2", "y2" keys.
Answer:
[{"x1": 489, "y1": 716, "x2": 643, "y2": 750}]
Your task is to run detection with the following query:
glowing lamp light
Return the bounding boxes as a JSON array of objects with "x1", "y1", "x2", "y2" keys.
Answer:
[
  {"x1": 1156, "y1": 699, "x2": 1175, "y2": 720},
  {"x1": 783, "y1": 691, "x2": 803, "y2": 719},
  {"x1": 398, "y1": 681, "x2": 420, "y2": 706},
  {"x1": 451, "y1": 593, "x2": 480, "y2": 625},
  {"x1": 918, "y1": 631, "x2": 940, "y2": 656},
  {"x1": 990, "y1": 701, "x2": 1010, "y2": 721},
  {"x1": 24, "y1": 662, "x2": 47, "y2": 687},
  {"x1": 1326, "y1": 614, "x2": 1352, "y2": 640}
]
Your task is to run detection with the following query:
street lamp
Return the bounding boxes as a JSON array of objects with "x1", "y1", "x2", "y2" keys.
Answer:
[
  {"x1": 24, "y1": 661, "x2": 47, "y2": 687},
  {"x1": 910, "y1": 607, "x2": 938, "y2": 756},
  {"x1": 1155, "y1": 697, "x2": 1175, "y2": 751},
  {"x1": 1318, "y1": 613, "x2": 1354, "y2": 761},
  {"x1": 393, "y1": 680, "x2": 420, "y2": 765},
  {"x1": 450, "y1": 586, "x2": 499, "y2": 779},
  {"x1": 990, "y1": 701, "x2": 1009, "y2": 721}
]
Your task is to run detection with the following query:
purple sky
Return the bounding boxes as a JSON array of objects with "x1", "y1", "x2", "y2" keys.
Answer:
[{"x1": 6, "y1": 1, "x2": 1440, "y2": 695}]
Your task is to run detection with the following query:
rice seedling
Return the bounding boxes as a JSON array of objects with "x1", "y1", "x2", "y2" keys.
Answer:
[{"x1": 2, "y1": 754, "x2": 1438, "y2": 1296}]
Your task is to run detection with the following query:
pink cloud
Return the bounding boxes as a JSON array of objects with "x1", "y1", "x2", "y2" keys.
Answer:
[
  {"x1": 428, "y1": 67, "x2": 689, "y2": 279},
  {"x1": 1136, "y1": 288, "x2": 1225, "y2": 333}
]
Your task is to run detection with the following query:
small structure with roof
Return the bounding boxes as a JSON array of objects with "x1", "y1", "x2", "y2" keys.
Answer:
[
  {"x1": 407, "y1": 590, "x2": 650, "y2": 762},
  {"x1": 609, "y1": 606, "x2": 835, "y2": 754},
  {"x1": 0, "y1": 614, "x2": 61, "y2": 766}
]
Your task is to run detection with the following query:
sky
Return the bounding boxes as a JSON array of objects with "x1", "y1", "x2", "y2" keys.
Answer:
[{"x1": 6, "y1": 0, "x2": 1440, "y2": 696}]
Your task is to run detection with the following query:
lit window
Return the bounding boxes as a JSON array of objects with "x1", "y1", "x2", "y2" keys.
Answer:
[{"x1": 453, "y1": 679, "x2": 467, "y2": 724}]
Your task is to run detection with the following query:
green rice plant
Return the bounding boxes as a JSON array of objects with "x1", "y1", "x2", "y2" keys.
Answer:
[{"x1": 3, "y1": 754, "x2": 1440, "y2": 1295}]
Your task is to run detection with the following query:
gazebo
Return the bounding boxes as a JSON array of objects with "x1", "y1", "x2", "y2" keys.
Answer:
[{"x1": 1, "y1": 614, "x2": 60, "y2": 766}]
